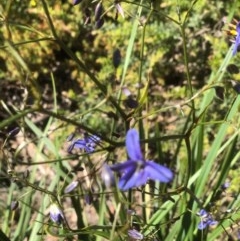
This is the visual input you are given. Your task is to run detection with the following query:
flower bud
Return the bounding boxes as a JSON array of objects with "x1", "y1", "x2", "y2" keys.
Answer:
[
  {"x1": 73, "y1": 0, "x2": 82, "y2": 6},
  {"x1": 115, "y1": 3, "x2": 124, "y2": 18},
  {"x1": 95, "y1": 2, "x2": 103, "y2": 21},
  {"x1": 64, "y1": 181, "x2": 79, "y2": 193},
  {"x1": 8, "y1": 127, "x2": 20, "y2": 137},
  {"x1": 128, "y1": 229, "x2": 143, "y2": 240},
  {"x1": 101, "y1": 163, "x2": 115, "y2": 188},
  {"x1": 95, "y1": 18, "x2": 104, "y2": 29},
  {"x1": 49, "y1": 203, "x2": 64, "y2": 224},
  {"x1": 10, "y1": 200, "x2": 19, "y2": 211}
]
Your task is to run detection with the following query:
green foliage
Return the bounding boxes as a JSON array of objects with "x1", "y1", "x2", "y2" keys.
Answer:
[{"x1": 0, "y1": 0, "x2": 240, "y2": 240}]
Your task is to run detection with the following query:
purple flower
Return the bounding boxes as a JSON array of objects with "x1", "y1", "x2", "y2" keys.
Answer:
[
  {"x1": 49, "y1": 203, "x2": 64, "y2": 224},
  {"x1": 110, "y1": 129, "x2": 173, "y2": 191},
  {"x1": 233, "y1": 21, "x2": 240, "y2": 56},
  {"x1": 197, "y1": 209, "x2": 218, "y2": 230},
  {"x1": 128, "y1": 229, "x2": 143, "y2": 240},
  {"x1": 67, "y1": 134, "x2": 100, "y2": 153}
]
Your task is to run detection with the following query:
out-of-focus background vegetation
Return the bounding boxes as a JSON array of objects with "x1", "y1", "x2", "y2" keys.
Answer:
[{"x1": 0, "y1": 0, "x2": 240, "y2": 240}]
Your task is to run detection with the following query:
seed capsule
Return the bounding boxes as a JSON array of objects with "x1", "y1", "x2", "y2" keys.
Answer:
[{"x1": 112, "y1": 49, "x2": 121, "y2": 68}]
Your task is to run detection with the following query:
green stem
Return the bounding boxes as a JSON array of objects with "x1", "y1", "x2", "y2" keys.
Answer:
[
  {"x1": 180, "y1": 25, "x2": 195, "y2": 121},
  {"x1": 0, "y1": 107, "x2": 37, "y2": 130}
]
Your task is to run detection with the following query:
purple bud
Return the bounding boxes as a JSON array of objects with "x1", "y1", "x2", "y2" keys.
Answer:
[
  {"x1": 122, "y1": 87, "x2": 132, "y2": 97},
  {"x1": 64, "y1": 181, "x2": 79, "y2": 193},
  {"x1": 124, "y1": 96, "x2": 139, "y2": 109},
  {"x1": 128, "y1": 229, "x2": 144, "y2": 240},
  {"x1": 221, "y1": 182, "x2": 230, "y2": 190},
  {"x1": 115, "y1": 3, "x2": 124, "y2": 18},
  {"x1": 11, "y1": 200, "x2": 19, "y2": 211},
  {"x1": 95, "y1": 2, "x2": 103, "y2": 21},
  {"x1": 8, "y1": 127, "x2": 20, "y2": 137},
  {"x1": 84, "y1": 193, "x2": 93, "y2": 205},
  {"x1": 127, "y1": 209, "x2": 136, "y2": 215},
  {"x1": 66, "y1": 133, "x2": 75, "y2": 142},
  {"x1": 95, "y1": 18, "x2": 104, "y2": 29},
  {"x1": 197, "y1": 209, "x2": 208, "y2": 218},
  {"x1": 73, "y1": 0, "x2": 82, "y2": 6},
  {"x1": 101, "y1": 164, "x2": 115, "y2": 188},
  {"x1": 49, "y1": 203, "x2": 64, "y2": 224}
]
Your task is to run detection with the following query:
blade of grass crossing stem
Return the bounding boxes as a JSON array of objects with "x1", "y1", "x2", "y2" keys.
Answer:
[
  {"x1": 96, "y1": 191, "x2": 106, "y2": 241},
  {"x1": 12, "y1": 186, "x2": 34, "y2": 240},
  {"x1": 2, "y1": 182, "x2": 15, "y2": 236}
]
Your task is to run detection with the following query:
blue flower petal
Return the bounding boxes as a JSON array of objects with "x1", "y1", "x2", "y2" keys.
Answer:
[
  {"x1": 118, "y1": 163, "x2": 137, "y2": 190},
  {"x1": 197, "y1": 209, "x2": 208, "y2": 217},
  {"x1": 126, "y1": 129, "x2": 143, "y2": 161},
  {"x1": 233, "y1": 22, "x2": 240, "y2": 56},
  {"x1": 73, "y1": 139, "x2": 87, "y2": 149},
  {"x1": 110, "y1": 160, "x2": 135, "y2": 173},
  {"x1": 128, "y1": 229, "x2": 144, "y2": 240},
  {"x1": 125, "y1": 173, "x2": 144, "y2": 190},
  {"x1": 145, "y1": 161, "x2": 173, "y2": 183},
  {"x1": 207, "y1": 219, "x2": 218, "y2": 227},
  {"x1": 87, "y1": 135, "x2": 100, "y2": 143},
  {"x1": 133, "y1": 169, "x2": 149, "y2": 186},
  {"x1": 198, "y1": 220, "x2": 207, "y2": 230}
]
